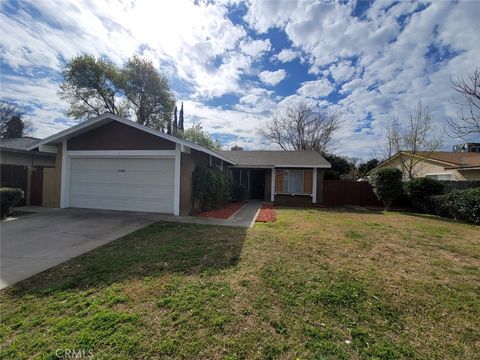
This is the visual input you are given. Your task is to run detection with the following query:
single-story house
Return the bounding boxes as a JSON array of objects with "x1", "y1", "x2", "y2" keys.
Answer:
[
  {"x1": 0, "y1": 137, "x2": 56, "y2": 205},
  {"x1": 29, "y1": 113, "x2": 331, "y2": 215},
  {"x1": 371, "y1": 151, "x2": 480, "y2": 180}
]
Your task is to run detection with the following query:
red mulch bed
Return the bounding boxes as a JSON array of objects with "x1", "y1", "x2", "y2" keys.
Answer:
[
  {"x1": 195, "y1": 202, "x2": 245, "y2": 219},
  {"x1": 256, "y1": 203, "x2": 276, "y2": 222}
]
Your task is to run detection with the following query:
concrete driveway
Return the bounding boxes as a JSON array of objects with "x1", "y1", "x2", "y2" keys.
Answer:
[{"x1": 0, "y1": 208, "x2": 162, "y2": 290}]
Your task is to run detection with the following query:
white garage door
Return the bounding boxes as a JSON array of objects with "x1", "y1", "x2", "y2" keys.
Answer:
[{"x1": 69, "y1": 157, "x2": 175, "y2": 213}]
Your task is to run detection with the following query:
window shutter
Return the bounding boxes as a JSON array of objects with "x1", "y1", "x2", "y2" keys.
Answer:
[
  {"x1": 303, "y1": 170, "x2": 313, "y2": 193},
  {"x1": 275, "y1": 170, "x2": 284, "y2": 192}
]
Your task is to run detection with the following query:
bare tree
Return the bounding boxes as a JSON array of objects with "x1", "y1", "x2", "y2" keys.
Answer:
[
  {"x1": 447, "y1": 68, "x2": 480, "y2": 138},
  {"x1": 0, "y1": 99, "x2": 33, "y2": 138},
  {"x1": 385, "y1": 101, "x2": 442, "y2": 179},
  {"x1": 261, "y1": 102, "x2": 341, "y2": 152}
]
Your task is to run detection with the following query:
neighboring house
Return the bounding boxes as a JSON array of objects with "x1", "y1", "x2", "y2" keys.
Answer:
[
  {"x1": 0, "y1": 137, "x2": 56, "y2": 205},
  {"x1": 0, "y1": 137, "x2": 55, "y2": 167},
  {"x1": 30, "y1": 113, "x2": 331, "y2": 215},
  {"x1": 371, "y1": 151, "x2": 480, "y2": 180}
]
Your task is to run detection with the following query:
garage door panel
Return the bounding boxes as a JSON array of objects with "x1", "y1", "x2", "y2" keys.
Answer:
[
  {"x1": 71, "y1": 158, "x2": 174, "y2": 172},
  {"x1": 70, "y1": 182, "x2": 174, "y2": 198},
  {"x1": 69, "y1": 157, "x2": 175, "y2": 213},
  {"x1": 70, "y1": 195, "x2": 172, "y2": 213},
  {"x1": 70, "y1": 170, "x2": 175, "y2": 186}
]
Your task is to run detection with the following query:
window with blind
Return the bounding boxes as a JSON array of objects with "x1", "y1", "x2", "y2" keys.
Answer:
[{"x1": 275, "y1": 169, "x2": 313, "y2": 194}]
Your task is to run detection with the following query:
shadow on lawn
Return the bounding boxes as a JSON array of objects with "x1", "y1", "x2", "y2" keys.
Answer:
[{"x1": 7, "y1": 221, "x2": 247, "y2": 297}]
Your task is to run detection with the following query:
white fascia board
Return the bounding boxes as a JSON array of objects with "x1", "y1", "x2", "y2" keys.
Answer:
[
  {"x1": 275, "y1": 164, "x2": 331, "y2": 168},
  {"x1": 30, "y1": 113, "x2": 236, "y2": 165},
  {"x1": 38, "y1": 144, "x2": 58, "y2": 153},
  {"x1": 66, "y1": 150, "x2": 175, "y2": 158}
]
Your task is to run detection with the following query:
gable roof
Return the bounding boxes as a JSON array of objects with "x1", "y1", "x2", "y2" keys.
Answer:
[
  {"x1": 371, "y1": 150, "x2": 480, "y2": 173},
  {"x1": 0, "y1": 137, "x2": 40, "y2": 151},
  {"x1": 31, "y1": 113, "x2": 235, "y2": 164},
  {"x1": 217, "y1": 150, "x2": 331, "y2": 168},
  {"x1": 407, "y1": 151, "x2": 480, "y2": 167}
]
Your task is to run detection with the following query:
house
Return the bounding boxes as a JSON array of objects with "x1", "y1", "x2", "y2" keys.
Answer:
[
  {"x1": 0, "y1": 137, "x2": 56, "y2": 205},
  {"x1": 371, "y1": 151, "x2": 480, "y2": 180},
  {"x1": 29, "y1": 113, "x2": 331, "y2": 215},
  {"x1": 218, "y1": 149, "x2": 330, "y2": 205}
]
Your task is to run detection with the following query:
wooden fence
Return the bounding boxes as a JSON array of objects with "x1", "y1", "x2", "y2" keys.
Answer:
[{"x1": 322, "y1": 180, "x2": 383, "y2": 207}]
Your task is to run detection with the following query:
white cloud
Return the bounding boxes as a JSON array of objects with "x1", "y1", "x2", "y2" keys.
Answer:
[
  {"x1": 297, "y1": 79, "x2": 334, "y2": 98},
  {"x1": 275, "y1": 48, "x2": 298, "y2": 63},
  {"x1": 259, "y1": 69, "x2": 286, "y2": 86},
  {"x1": 240, "y1": 39, "x2": 271, "y2": 58}
]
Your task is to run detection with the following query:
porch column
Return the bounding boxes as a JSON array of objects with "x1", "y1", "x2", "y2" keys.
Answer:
[
  {"x1": 312, "y1": 168, "x2": 317, "y2": 204},
  {"x1": 270, "y1": 167, "x2": 275, "y2": 202}
]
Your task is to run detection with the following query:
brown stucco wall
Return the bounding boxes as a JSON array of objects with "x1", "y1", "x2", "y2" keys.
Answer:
[
  {"x1": 179, "y1": 149, "x2": 211, "y2": 215},
  {"x1": 67, "y1": 121, "x2": 175, "y2": 150}
]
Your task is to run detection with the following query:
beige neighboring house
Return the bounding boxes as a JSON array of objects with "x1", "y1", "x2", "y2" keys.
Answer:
[{"x1": 371, "y1": 151, "x2": 480, "y2": 181}]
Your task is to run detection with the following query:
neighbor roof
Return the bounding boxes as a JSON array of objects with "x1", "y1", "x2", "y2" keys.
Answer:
[
  {"x1": 218, "y1": 150, "x2": 331, "y2": 168},
  {"x1": 403, "y1": 151, "x2": 480, "y2": 167},
  {"x1": 0, "y1": 137, "x2": 40, "y2": 151}
]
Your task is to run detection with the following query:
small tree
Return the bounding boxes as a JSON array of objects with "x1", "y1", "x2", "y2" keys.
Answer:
[
  {"x1": 181, "y1": 123, "x2": 221, "y2": 150},
  {"x1": 369, "y1": 168, "x2": 403, "y2": 211},
  {"x1": 384, "y1": 101, "x2": 442, "y2": 179}
]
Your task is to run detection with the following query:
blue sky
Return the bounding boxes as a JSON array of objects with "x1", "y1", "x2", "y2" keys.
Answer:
[{"x1": 1, "y1": 0, "x2": 479, "y2": 159}]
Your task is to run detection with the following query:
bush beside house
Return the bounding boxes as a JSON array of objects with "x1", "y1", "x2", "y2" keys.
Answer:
[
  {"x1": 404, "y1": 178, "x2": 444, "y2": 212},
  {"x1": 192, "y1": 167, "x2": 231, "y2": 213},
  {"x1": 0, "y1": 187, "x2": 24, "y2": 219}
]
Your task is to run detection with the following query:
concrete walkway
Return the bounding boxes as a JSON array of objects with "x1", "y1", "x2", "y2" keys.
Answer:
[{"x1": 154, "y1": 201, "x2": 262, "y2": 228}]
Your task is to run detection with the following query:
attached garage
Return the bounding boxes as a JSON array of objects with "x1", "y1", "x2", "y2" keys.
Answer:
[
  {"x1": 30, "y1": 113, "x2": 235, "y2": 215},
  {"x1": 69, "y1": 157, "x2": 175, "y2": 213}
]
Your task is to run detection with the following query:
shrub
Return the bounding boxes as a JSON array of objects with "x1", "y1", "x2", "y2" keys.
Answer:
[
  {"x1": 192, "y1": 167, "x2": 231, "y2": 212},
  {"x1": 443, "y1": 187, "x2": 480, "y2": 224},
  {"x1": 231, "y1": 183, "x2": 247, "y2": 202},
  {"x1": 404, "y1": 177, "x2": 444, "y2": 212},
  {"x1": 0, "y1": 187, "x2": 24, "y2": 219},
  {"x1": 369, "y1": 168, "x2": 403, "y2": 210}
]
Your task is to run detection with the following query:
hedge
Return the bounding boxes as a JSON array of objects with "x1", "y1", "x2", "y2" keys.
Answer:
[
  {"x1": 192, "y1": 167, "x2": 232, "y2": 212},
  {"x1": 1, "y1": 187, "x2": 24, "y2": 219},
  {"x1": 404, "y1": 178, "x2": 444, "y2": 212},
  {"x1": 442, "y1": 187, "x2": 480, "y2": 224}
]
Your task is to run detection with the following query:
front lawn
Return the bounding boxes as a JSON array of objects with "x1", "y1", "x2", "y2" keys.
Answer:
[{"x1": 1, "y1": 208, "x2": 479, "y2": 359}]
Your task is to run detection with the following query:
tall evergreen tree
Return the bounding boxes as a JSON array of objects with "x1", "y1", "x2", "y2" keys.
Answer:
[
  {"x1": 2, "y1": 115, "x2": 27, "y2": 138},
  {"x1": 173, "y1": 106, "x2": 178, "y2": 134},
  {"x1": 179, "y1": 102, "x2": 184, "y2": 131}
]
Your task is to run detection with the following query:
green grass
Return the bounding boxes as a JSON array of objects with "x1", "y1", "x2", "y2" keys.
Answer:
[{"x1": 1, "y1": 208, "x2": 479, "y2": 359}]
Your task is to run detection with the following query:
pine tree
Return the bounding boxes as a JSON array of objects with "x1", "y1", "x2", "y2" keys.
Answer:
[
  {"x1": 173, "y1": 106, "x2": 178, "y2": 134},
  {"x1": 179, "y1": 102, "x2": 184, "y2": 131},
  {"x1": 2, "y1": 115, "x2": 27, "y2": 138}
]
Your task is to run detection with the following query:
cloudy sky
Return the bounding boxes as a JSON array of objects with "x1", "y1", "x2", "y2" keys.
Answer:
[{"x1": 1, "y1": 0, "x2": 479, "y2": 159}]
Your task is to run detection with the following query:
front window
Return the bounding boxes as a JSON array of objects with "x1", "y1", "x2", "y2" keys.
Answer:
[
  {"x1": 425, "y1": 173, "x2": 452, "y2": 180},
  {"x1": 276, "y1": 169, "x2": 313, "y2": 194}
]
